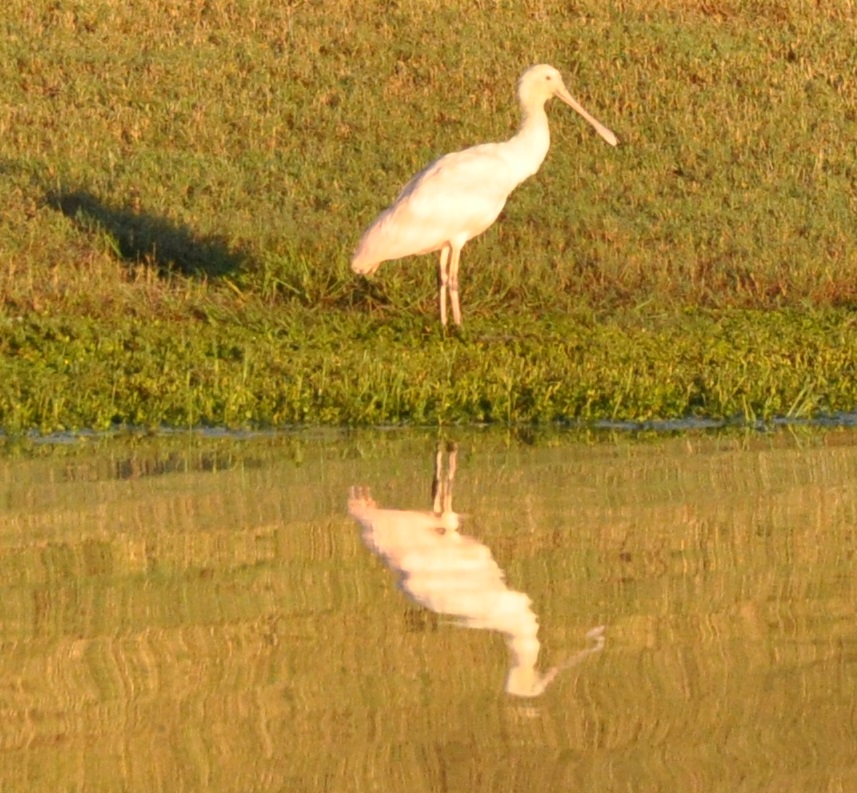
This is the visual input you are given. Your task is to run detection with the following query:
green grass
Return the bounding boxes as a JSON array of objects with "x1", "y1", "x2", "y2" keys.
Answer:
[{"x1": 1, "y1": 1, "x2": 856, "y2": 432}]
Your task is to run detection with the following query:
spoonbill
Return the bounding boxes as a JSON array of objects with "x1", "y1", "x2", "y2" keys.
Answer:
[
  {"x1": 351, "y1": 63, "x2": 618, "y2": 327},
  {"x1": 348, "y1": 443, "x2": 606, "y2": 697}
]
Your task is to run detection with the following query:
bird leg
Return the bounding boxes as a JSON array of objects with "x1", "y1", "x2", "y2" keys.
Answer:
[
  {"x1": 431, "y1": 442, "x2": 458, "y2": 528},
  {"x1": 448, "y1": 245, "x2": 462, "y2": 326},
  {"x1": 437, "y1": 245, "x2": 451, "y2": 326}
]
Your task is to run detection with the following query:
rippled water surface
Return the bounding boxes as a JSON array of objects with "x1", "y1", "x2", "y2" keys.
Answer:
[{"x1": 1, "y1": 429, "x2": 855, "y2": 791}]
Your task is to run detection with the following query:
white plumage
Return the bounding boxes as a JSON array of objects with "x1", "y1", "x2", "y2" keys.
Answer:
[{"x1": 352, "y1": 64, "x2": 618, "y2": 326}]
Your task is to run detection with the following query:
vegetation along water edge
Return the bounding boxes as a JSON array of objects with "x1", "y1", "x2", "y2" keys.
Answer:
[{"x1": 1, "y1": 2, "x2": 855, "y2": 433}]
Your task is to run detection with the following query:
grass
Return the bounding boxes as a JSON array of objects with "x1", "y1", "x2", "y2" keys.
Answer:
[{"x1": 1, "y1": 1, "x2": 856, "y2": 432}]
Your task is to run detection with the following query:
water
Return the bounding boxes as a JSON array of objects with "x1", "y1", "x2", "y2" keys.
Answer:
[{"x1": 1, "y1": 429, "x2": 856, "y2": 791}]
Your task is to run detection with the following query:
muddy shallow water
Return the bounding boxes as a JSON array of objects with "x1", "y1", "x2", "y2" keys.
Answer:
[{"x1": 1, "y1": 428, "x2": 855, "y2": 791}]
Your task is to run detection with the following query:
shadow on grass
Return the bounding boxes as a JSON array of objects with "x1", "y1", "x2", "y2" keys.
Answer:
[{"x1": 45, "y1": 188, "x2": 246, "y2": 279}]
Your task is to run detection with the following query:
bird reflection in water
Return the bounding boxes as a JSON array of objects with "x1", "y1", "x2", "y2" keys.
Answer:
[{"x1": 348, "y1": 443, "x2": 605, "y2": 697}]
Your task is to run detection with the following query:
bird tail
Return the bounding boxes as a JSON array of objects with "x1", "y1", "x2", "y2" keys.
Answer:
[
  {"x1": 350, "y1": 241, "x2": 383, "y2": 275},
  {"x1": 350, "y1": 251, "x2": 377, "y2": 275}
]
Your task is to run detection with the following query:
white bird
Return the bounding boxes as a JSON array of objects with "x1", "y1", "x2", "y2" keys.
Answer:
[
  {"x1": 351, "y1": 63, "x2": 618, "y2": 327},
  {"x1": 347, "y1": 444, "x2": 606, "y2": 697}
]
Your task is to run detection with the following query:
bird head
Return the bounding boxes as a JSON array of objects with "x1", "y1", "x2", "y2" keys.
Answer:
[{"x1": 517, "y1": 64, "x2": 618, "y2": 146}]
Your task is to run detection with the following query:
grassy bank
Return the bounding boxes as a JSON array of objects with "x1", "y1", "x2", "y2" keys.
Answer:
[
  {"x1": 1, "y1": 1, "x2": 856, "y2": 432},
  {"x1": 3, "y1": 307, "x2": 856, "y2": 432}
]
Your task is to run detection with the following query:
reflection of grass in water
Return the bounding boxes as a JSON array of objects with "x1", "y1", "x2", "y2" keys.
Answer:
[{"x1": 1, "y1": 1, "x2": 856, "y2": 431}]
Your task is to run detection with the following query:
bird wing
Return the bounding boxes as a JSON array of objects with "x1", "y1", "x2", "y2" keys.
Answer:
[{"x1": 352, "y1": 143, "x2": 518, "y2": 269}]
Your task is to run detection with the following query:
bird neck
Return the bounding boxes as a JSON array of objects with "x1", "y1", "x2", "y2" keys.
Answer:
[{"x1": 504, "y1": 102, "x2": 551, "y2": 182}]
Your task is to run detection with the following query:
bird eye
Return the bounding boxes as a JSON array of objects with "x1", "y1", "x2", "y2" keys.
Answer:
[{"x1": 545, "y1": 75, "x2": 552, "y2": 80}]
